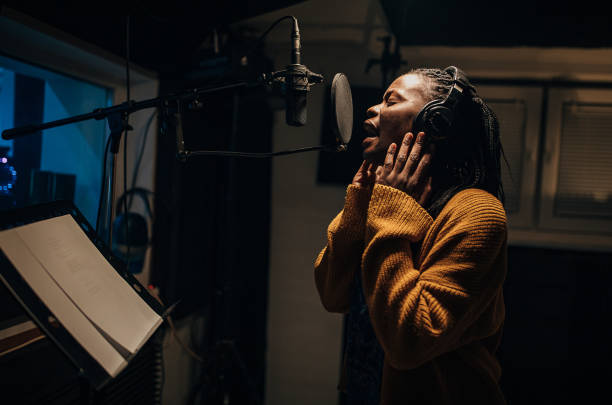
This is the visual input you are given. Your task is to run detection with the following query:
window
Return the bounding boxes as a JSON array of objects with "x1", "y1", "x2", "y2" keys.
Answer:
[
  {"x1": 479, "y1": 85, "x2": 543, "y2": 229},
  {"x1": 540, "y1": 88, "x2": 612, "y2": 233},
  {"x1": 476, "y1": 84, "x2": 612, "y2": 250},
  {"x1": 0, "y1": 55, "x2": 112, "y2": 225}
]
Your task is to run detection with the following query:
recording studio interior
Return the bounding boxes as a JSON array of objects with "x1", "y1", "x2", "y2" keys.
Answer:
[{"x1": 0, "y1": 1, "x2": 611, "y2": 404}]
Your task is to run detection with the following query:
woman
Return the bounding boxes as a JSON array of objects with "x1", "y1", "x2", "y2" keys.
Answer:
[{"x1": 314, "y1": 67, "x2": 508, "y2": 404}]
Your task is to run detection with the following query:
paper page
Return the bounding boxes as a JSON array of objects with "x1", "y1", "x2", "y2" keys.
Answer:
[
  {"x1": 0, "y1": 229, "x2": 127, "y2": 377},
  {"x1": 14, "y1": 215, "x2": 162, "y2": 354}
]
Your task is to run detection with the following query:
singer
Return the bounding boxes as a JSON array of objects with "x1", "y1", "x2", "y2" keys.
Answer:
[{"x1": 314, "y1": 68, "x2": 507, "y2": 405}]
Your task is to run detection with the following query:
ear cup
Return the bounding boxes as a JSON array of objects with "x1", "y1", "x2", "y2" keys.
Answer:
[
  {"x1": 424, "y1": 105, "x2": 454, "y2": 141},
  {"x1": 413, "y1": 99, "x2": 442, "y2": 134},
  {"x1": 413, "y1": 99, "x2": 453, "y2": 141},
  {"x1": 413, "y1": 66, "x2": 473, "y2": 142}
]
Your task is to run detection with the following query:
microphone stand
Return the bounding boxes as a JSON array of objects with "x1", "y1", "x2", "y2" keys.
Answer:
[
  {"x1": 2, "y1": 78, "x2": 344, "y2": 244},
  {"x1": 2, "y1": 15, "x2": 343, "y2": 404},
  {"x1": 1, "y1": 81, "x2": 249, "y2": 244}
]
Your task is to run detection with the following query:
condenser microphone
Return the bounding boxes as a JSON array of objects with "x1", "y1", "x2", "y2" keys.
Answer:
[
  {"x1": 285, "y1": 66, "x2": 309, "y2": 126},
  {"x1": 285, "y1": 19, "x2": 307, "y2": 126},
  {"x1": 261, "y1": 17, "x2": 323, "y2": 126},
  {"x1": 284, "y1": 19, "x2": 324, "y2": 126}
]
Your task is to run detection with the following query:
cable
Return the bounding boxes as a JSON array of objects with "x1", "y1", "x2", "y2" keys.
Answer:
[
  {"x1": 129, "y1": 110, "x2": 157, "y2": 210},
  {"x1": 96, "y1": 136, "x2": 112, "y2": 234},
  {"x1": 124, "y1": 15, "x2": 131, "y2": 269},
  {"x1": 150, "y1": 292, "x2": 204, "y2": 363},
  {"x1": 243, "y1": 15, "x2": 297, "y2": 59},
  {"x1": 166, "y1": 314, "x2": 204, "y2": 363},
  {"x1": 185, "y1": 145, "x2": 334, "y2": 159}
]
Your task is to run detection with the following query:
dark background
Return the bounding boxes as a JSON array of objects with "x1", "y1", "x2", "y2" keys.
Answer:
[
  {"x1": 381, "y1": 0, "x2": 612, "y2": 48},
  {"x1": 1, "y1": 1, "x2": 611, "y2": 404},
  {"x1": 3, "y1": 0, "x2": 612, "y2": 76}
]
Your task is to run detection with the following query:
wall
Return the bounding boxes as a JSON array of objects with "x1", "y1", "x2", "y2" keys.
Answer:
[
  {"x1": 265, "y1": 50, "x2": 385, "y2": 405},
  {"x1": 0, "y1": 9, "x2": 159, "y2": 284},
  {"x1": 0, "y1": 9, "x2": 186, "y2": 403},
  {"x1": 235, "y1": 1, "x2": 612, "y2": 404},
  {"x1": 236, "y1": 1, "x2": 393, "y2": 403}
]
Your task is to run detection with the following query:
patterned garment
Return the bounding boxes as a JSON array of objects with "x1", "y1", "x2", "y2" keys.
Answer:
[{"x1": 345, "y1": 269, "x2": 385, "y2": 405}]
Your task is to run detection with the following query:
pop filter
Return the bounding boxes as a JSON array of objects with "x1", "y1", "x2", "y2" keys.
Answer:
[{"x1": 330, "y1": 73, "x2": 353, "y2": 150}]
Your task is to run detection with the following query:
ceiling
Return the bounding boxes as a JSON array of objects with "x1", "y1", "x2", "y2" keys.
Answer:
[
  {"x1": 381, "y1": 0, "x2": 612, "y2": 48},
  {"x1": 2, "y1": 1, "x2": 307, "y2": 74},
  {"x1": 4, "y1": 0, "x2": 611, "y2": 79}
]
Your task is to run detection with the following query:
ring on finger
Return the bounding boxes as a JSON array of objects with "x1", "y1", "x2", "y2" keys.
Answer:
[{"x1": 409, "y1": 154, "x2": 419, "y2": 161}]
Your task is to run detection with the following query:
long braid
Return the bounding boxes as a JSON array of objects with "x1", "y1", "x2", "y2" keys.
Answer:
[{"x1": 406, "y1": 68, "x2": 507, "y2": 218}]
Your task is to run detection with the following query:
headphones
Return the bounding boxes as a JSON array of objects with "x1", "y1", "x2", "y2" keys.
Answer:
[
  {"x1": 412, "y1": 66, "x2": 475, "y2": 142},
  {"x1": 112, "y1": 187, "x2": 153, "y2": 274}
]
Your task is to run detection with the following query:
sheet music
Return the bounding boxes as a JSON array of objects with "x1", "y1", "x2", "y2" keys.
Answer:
[
  {"x1": 11, "y1": 215, "x2": 162, "y2": 354},
  {"x1": 0, "y1": 229, "x2": 127, "y2": 377}
]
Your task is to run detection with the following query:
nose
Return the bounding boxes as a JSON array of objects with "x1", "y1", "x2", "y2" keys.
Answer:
[{"x1": 366, "y1": 104, "x2": 380, "y2": 119}]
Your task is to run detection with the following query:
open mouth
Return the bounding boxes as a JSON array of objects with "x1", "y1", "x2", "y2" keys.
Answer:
[
  {"x1": 361, "y1": 121, "x2": 378, "y2": 149},
  {"x1": 363, "y1": 120, "x2": 378, "y2": 137}
]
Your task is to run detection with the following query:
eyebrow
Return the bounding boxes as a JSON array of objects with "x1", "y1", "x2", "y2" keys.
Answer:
[{"x1": 384, "y1": 89, "x2": 404, "y2": 102}]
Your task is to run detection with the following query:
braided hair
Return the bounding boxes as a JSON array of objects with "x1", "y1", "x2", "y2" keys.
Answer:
[{"x1": 407, "y1": 68, "x2": 507, "y2": 218}]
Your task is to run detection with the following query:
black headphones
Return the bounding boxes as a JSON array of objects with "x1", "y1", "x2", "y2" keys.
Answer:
[
  {"x1": 112, "y1": 187, "x2": 153, "y2": 273},
  {"x1": 412, "y1": 66, "x2": 475, "y2": 142},
  {"x1": 115, "y1": 187, "x2": 153, "y2": 220}
]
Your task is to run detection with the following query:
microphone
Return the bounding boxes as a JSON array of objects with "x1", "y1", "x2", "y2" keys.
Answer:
[
  {"x1": 285, "y1": 18, "x2": 309, "y2": 126},
  {"x1": 261, "y1": 17, "x2": 323, "y2": 126}
]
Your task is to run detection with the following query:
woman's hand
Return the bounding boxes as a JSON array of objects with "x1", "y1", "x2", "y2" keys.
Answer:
[
  {"x1": 375, "y1": 131, "x2": 435, "y2": 206},
  {"x1": 352, "y1": 160, "x2": 376, "y2": 189}
]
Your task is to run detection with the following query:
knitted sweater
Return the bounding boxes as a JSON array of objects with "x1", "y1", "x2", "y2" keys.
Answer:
[{"x1": 314, "y1": 184, "x2": 508, "y2": 405}]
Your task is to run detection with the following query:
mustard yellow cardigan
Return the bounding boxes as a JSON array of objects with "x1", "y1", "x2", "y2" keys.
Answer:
[{"x1": 315, "y1": 184, "x2": 508, "y2": 405}]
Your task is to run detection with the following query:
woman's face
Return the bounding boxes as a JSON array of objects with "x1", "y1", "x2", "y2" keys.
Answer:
[{"x1": 362, "y1": 74, "x2": 428, "y2": 164}]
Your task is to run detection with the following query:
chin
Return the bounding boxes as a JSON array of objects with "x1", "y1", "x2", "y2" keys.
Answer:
[
  {"x1": 361, "y1": 137, "x2": 388, "y2": 164},
  {"x1": 363, "y1": 149, "x2": 386, "y2": 165}
]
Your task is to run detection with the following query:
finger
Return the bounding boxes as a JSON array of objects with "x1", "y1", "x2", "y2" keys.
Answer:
[
  {"x1": 364, "y1": 162, "x2": 375, "y2": 182},
  {"x1": 394, "y1": 132, "x2": 414, "y2": 174},
  {"x1": 411, "y1": 148, "x2": 434, "y2": 188},
  {"x1": 383, "y1": 143, "x2": 397, "y2": 173},
  {"x1": 403, "y1": 131, "x2": 426, "y2": 175},
  {"x1": 357, "y1": 160, "x2": 368, "y2": 174},
  {"x1": 375, "y1": 165, "x2": 384, "y2": 183}
]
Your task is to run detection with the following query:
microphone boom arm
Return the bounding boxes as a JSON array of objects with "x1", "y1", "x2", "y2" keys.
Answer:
[{"x1": 2, "y1": 15, "x2": 343, "y2": 160}]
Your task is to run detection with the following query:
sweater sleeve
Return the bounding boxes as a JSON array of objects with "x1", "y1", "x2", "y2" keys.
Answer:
[
  {"x1": 314, "y1": 185, "x2": 372, "y2": 313},
  {"x1": 362, "y1": 184, "x2": 507, "y2": 370}
]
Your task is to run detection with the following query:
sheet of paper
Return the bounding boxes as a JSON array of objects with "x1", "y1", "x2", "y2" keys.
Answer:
[
  {"x1": 13, "y1": 215, "x2": 162, "y2": 354},
  {"x1": 0, "y1": 229, "x2": 127, "y2": 377}
]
